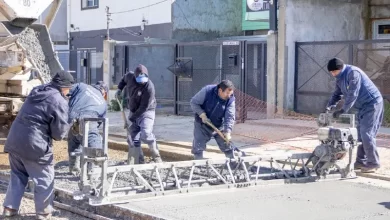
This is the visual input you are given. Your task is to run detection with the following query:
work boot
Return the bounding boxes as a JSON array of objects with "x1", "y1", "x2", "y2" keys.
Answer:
[
  {"x1": 361, "y1": 166, "x2": 379, "y2": 173},
  {"x1": 36, "y1": 213, "x2": 51, "y2": 220},
  {"x1": 69, "y1": 156, "x2": 81, "y2": 175},
  {"x1": 3, "y1": 207, "x2": 18, "y2": 217},
  {"x1": 149, "y1": 143, "x2": 163, "y2": 163},
  {"x1": 353, "y1": 162, "x2": 365, "y2": 170},
  {"x1": 193, "y1": 152, "x2": 204, "y2": 160}
]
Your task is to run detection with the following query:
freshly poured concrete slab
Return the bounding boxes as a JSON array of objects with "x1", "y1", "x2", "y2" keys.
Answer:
[{"x1": 119, "y1": 178, "x2": 390, "y2": 220}]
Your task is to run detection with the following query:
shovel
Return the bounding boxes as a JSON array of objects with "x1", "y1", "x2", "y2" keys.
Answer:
[
  {"x1": 204, "y1": 120, "x2": 246, "y2": 157},
  {"x1": 116, "y1": 96, "x2": 140, "y2": 165}
]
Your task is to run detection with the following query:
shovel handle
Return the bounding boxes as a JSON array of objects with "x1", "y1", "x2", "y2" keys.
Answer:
[
  {"x1": 204, "y1": 120, "x2": 228, "y2": 142},
  {"x1": 116, "y1": 97, "x2": 129, "y2": 129}
]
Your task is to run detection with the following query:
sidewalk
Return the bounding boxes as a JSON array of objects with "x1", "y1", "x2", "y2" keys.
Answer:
[{"x1": 107, "y1": 111, "x2": 390, "y2": 177}]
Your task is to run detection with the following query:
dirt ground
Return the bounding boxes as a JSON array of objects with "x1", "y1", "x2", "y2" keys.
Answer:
[
  {"x1": 0, "y1": 139, "x2": 130, "y2": 172},
  {"x1": 0, "y1": 186, "x2": 89, "y2": 220}
]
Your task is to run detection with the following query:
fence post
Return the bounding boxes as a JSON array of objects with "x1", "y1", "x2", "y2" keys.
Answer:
[
  {"x1": 103, "y1": 40, "x2": 116, "y2": 89},
  {"x1": 348, "y1": 44, "x2": 354, "y2": 64},
  {"x1": 267, "y1": 31, "x2": 278, "y2": 119}
]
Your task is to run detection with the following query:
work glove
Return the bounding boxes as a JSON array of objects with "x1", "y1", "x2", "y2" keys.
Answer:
[
  {"x1": 326, "y1": 105, "x2": 336, "y2": 112},
  {"x1": 71, "y1": 119, "x2": 81, "y2": 136},
  {"x1": 224, "y1": 132, "x2": 232, "y2": 144},
  {"x1": 332, "y1": 109, "x2": 345, "y2": 119},
  {"x1": 199, "y1": 113, "x2": 210, "y2": 124},
  {"x1": 115, "y1": 89, "x2": 122, "y2": 100},
  {"x1": 129, "y1": 116, "x2": 136, "y2": 123}
]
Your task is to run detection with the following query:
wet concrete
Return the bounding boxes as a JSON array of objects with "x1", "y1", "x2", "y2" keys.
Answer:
[{"x1": 120, "y1": 178, "x2": 390, "y2": 220}]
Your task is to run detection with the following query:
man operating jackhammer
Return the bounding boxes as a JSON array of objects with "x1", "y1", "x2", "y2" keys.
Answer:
[
  {"x1": 115, "y1": 64, "x2": 162, "y2": 164},
  {"x1": 67, "y1": 81, "x2": 109, "y2": 175},
  {"x1": 2, "y1": 71, "x2": 74, "y2": 219},
  {"x1": 326, "y1": 57, "x2": 384, "y2": 173},
  {"x1": 190, "y1": 80, "x2": 236, "y2": 160}
]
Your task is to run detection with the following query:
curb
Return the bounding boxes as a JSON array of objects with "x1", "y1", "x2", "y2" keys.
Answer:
[
  {"x1": 108, "y1": 139, "x2": 193, "y2": 161},
  {"x1": 109, "y1": 134, "x2": 223, "y2": 154}
]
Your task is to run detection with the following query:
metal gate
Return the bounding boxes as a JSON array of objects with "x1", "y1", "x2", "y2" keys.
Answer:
[
  {"x1": 114, "y1": 43, "x2": 177, "y2": 114},
  {"x1": 175, "y1": 41, "x2": 244, "y2": 115},
  {"x1": 56, "y1": 49, "x2": 103, "y2": 84},
  {"x1": 295, "y1": 39, "x2": 390, "y2": 114},
  {"x1": 112, "y1": 40, "x2": 268, "y2": 121}
]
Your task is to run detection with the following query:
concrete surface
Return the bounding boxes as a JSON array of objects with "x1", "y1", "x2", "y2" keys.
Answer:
[
  {"x1": 120, "y1": 178, "x2": 390, "y2": 220},
  {"x1": 107, "y1": 111, "x2": 390, "y2": 176}
]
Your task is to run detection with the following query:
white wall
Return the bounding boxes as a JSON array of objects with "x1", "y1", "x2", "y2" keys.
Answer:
[{"x1": 69, "y1": 0, "x2": 172, "y2": 32}]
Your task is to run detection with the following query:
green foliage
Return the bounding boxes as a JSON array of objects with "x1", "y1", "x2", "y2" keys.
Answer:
[{"x1": 109, "y1": 99, "x2": 120, "y2": 112}]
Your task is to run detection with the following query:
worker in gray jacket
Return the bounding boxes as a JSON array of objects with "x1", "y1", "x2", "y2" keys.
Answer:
[
  {"x1": 190, "y1": 80, "x2": 236, "y2": 160},
  {"x1": 2, "y1": 71, "x2": 74, "y2": 219},
  {"x1": 116, "y1": 64, "x2": 162, "y2": 164},
  {"x1": 326, "y1": 57, "x2": 384, "y2": 173}
]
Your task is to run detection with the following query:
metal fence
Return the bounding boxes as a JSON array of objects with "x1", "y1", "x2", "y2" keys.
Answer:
[
  {"x1": 113, "y1": 40, "x2": 268, "y2": 120},
  {"x1": 114, "y1": 43, "x2": 176, "y2": 114},
  {"x1": 295, "y1": 39, "x2": 390, "y2": 114},
  {"x1": 56, "y1": 49, "x2": 103, "y2": 84},
  {"x1": 295, "y1": 39, "x2": 390, "y2": 127}
]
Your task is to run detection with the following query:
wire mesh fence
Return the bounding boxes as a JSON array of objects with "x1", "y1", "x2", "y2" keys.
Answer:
[{"x1": 295, "y1": 40, "x2": 390, "y2": 128}]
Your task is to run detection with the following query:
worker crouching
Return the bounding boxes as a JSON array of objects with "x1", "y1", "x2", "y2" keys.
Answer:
[
  {"x1": 67, "y1": 81, "x2": 108, "y2": 176},
  {"x1": 190, "y1": 80, "x2": 236, "y2": 160}
]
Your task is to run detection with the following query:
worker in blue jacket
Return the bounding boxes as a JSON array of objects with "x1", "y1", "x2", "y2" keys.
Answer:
[
  {"x1": 67, "y1": 81, "x2": 108, "y2": 175},
  {"x1": 190, "y1": 80, "x2": 236, "y2": 160},
  {"x1": 326, "y1": 57, "x2": 384, "y2": 173},
  {"x1": 2, "y1": 71, "x2": 74, "y2": 219}
]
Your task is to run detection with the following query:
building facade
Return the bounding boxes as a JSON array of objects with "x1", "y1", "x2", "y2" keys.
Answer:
[{"x1": 68, "y1": 0, "x2": 243, "y2": 51}]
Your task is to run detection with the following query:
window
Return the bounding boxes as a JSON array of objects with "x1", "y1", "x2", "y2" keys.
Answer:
[{"x1": 81, "y1": 0, "x2": 98, "y2": 10}]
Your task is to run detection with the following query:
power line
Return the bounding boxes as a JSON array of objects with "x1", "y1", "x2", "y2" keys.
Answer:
[
  {"x1": 110, "y1": 20, "x2": 143, "y2": 37},
  {"x1": 110, "y1": 0, "x2": 170, "y2": 15}
]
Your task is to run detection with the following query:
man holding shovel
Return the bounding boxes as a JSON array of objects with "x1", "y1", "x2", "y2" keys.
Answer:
[
  {"x1": 190, "y1": 80, "x2": 236, "y2": 160},
  {"x1": 116, "y1": 64, "x2": 162, "y2": 164}
]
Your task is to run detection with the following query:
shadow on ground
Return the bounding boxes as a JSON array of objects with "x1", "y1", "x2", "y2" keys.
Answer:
[{"x1": 379, "y1": 202, "x2": 390, "y2": 209}]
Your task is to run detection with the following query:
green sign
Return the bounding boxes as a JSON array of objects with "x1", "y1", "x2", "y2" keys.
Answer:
[{"x1": 242, "y1": 0, "x2": 271, "y2": 31}]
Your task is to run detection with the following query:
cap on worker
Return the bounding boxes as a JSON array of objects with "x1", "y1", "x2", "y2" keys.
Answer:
[
  {"x1": 94, "y1": 81, "x2": 109, "y2": 93},
  {"x1": 51, "y1": 71, "x2": 74, "y2": 88},
  {"x1": 134, "y1": 64, "x2": 148, "y2": 76},
  {"x1": 327, "y1": 58, "x2": 344, "y2": 72}
]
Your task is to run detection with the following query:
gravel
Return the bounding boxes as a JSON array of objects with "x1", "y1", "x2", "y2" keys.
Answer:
[
  {"x1": 17, "y1": 27, "x2": 52, "y2": 83},
  {"x1": 0, "y1": 187, "x2": 90, "y2": 220}
]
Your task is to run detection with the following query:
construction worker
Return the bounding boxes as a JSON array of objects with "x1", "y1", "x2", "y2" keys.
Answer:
[
  {"x1": 67, "y1": 81, "x2": 109, "y2": 175},
  {"x1": 326, "y1": 57, "x2": 384, "y2": 173},
  {"x1": 116, "y1": 64, "x2": 162, "y2": 163},
  {"x1": 2, "y1": 71, "x2": 74, "y2": 219},
  {"x1": 190, "y1": 80, "x2": 236, "y2": 159}
]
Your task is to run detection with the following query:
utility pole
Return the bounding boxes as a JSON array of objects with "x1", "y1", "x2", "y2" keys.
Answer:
[
  {"x1": 106, "y1": 6, "x2": 111, "y2": 40},
  {"x1": 269, "y1": 0, "x2": 278, "y2": 31}
]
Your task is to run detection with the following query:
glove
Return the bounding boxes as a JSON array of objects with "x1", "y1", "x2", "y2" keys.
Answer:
[
  {"x1": 332, "y1": 109, "x2": 344, "y2": 118},
  {"x1": 115, "y1": 89, "x2": 122, "y2": 100},
  {"x1": 199, "y1": 113, "x2": 210, "y2": 124},
  {"x1": 326, "y1": 105, "x2": 336, "y2": 112},
  {"x1": 224, "y1": 132, "x2": 232, "y2": 143},
  {"x1": 129, "y1": 116, "x2": 136, "y2": 123},
  {"x1": 71, "y1": 119, "x2": 80, "y2": 136}
]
